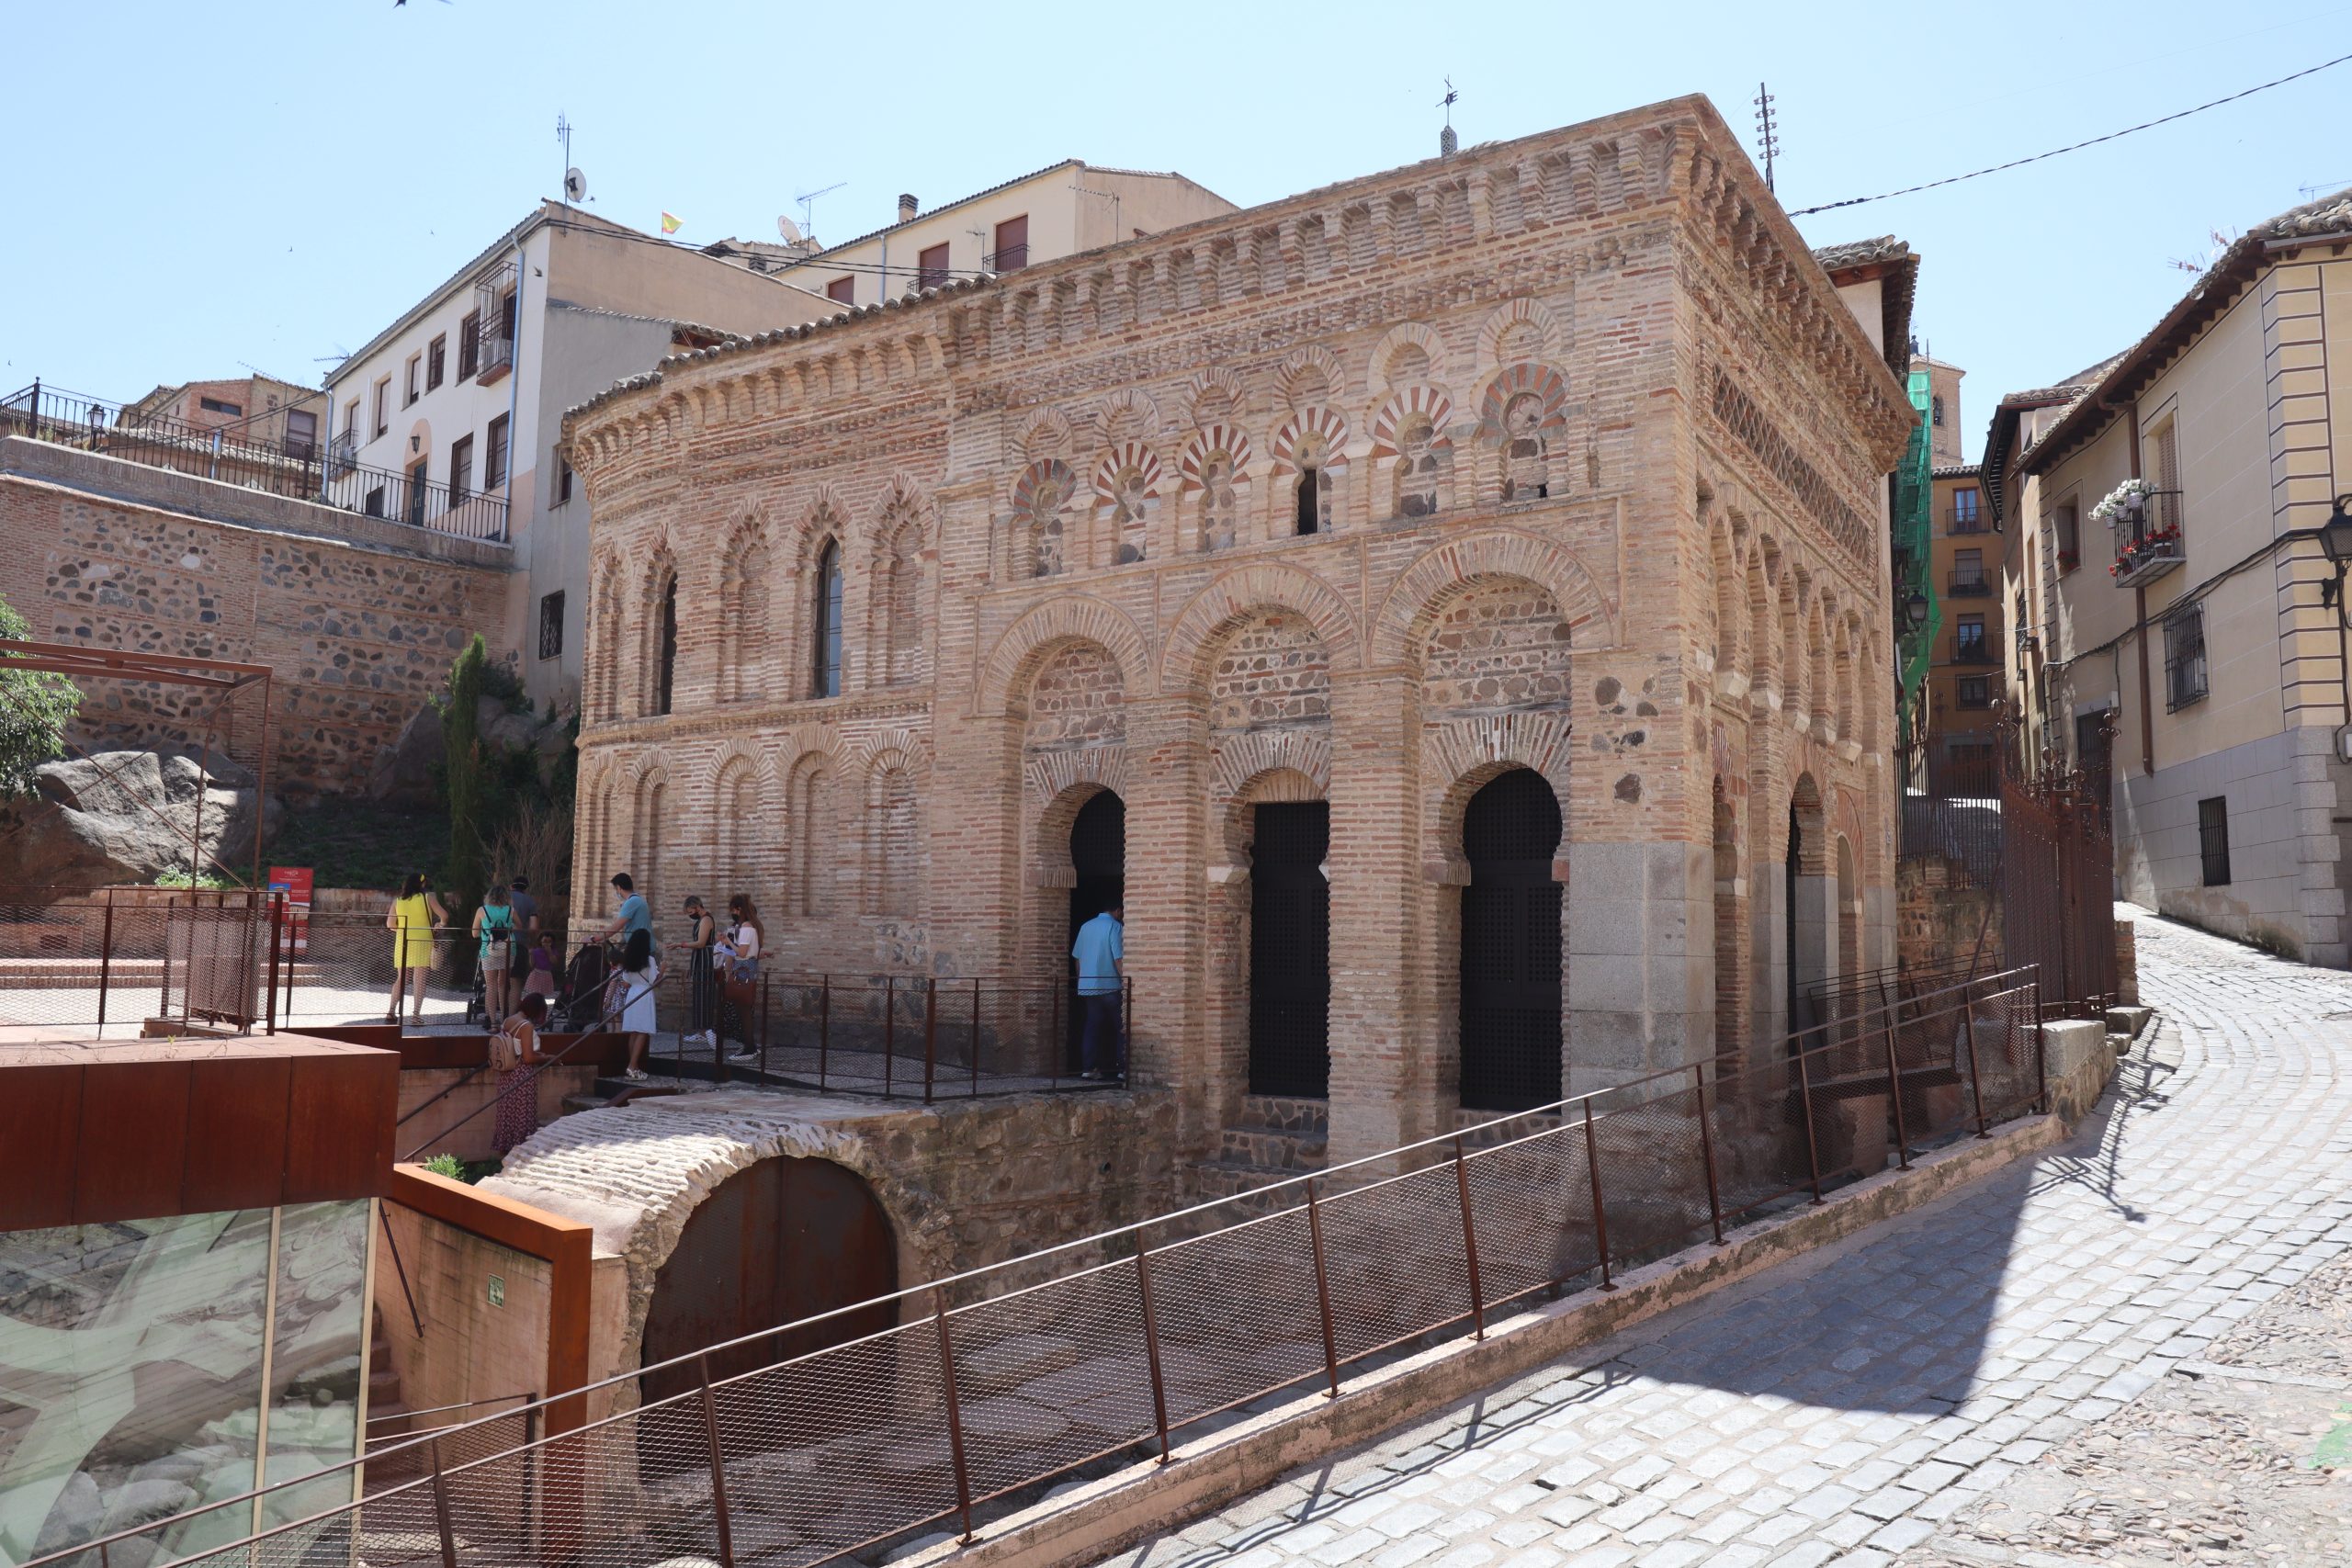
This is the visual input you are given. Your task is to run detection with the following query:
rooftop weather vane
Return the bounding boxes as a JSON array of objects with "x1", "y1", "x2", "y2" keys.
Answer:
[
  {"x1": 1438, "y1": 77, "x2": 1460, "y2": 156},
  {"x1": 1754, "y1": 83, "x2": 1780, "y2": 193}
]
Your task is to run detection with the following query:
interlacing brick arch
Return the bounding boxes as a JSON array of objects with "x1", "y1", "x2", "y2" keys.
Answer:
[
  {"x1": 1807, "y1": 595, "x2": 1835, "y2": 740},
  {"x1": 1371, "y1": 321, "x2": 1447, "y2": 393},
  {"x1": 1269, "y1": 406, "x2": 1349, "y2": 535},
  {"x1": 1372, "y1": 385, "x2": 1455, "y2": 523},
  {"x1": 856, "y1": 740, "x2": 926, "y2": 918},
  {"x1": 1160, "y1": 564, "x2": 1362, "y2": 693},
  {"x1": 718, "y1": 514, "x2": 775, "y2": 704},
  {"x1": 1091, "y1": 441, "x2": 1163, "y2": 565},
  {"x1": 630, "y1": 758, "x2": 673, "y2": 918},
  {"x1": 1369, "y1": 530, "x2": 1618, "y2": 670},
  {"x1": 1709, "y1": 501, "x2": 1750, "y2": 684},
  {"x1": 1012, "y1": 458, "x2": 1080, "y2": 579},
  {"x1": 1272, "y1": 345, "x2": 1345, "y2": 410},
  {"x1": 1421, "y1": 718, "x2": 1575, "y2": 880},
  {"x1": 983, "y1": 596, "x2": 1155, "y2": 716},
  {"x1": 1476, "y1": 297, "x2": 1562, "y2": 372},
  {"x1": 868, "y1": 480, "x2": 930, "y2": 687},
  {"x1": 1178, "y1": 423, "x2": 1253, "y2": 554},
  {"x1": 1094, "y1": 388, "x2": 1160, "y2": 447},
  {"x1": 783, "y1": 742, "x2": 843, "y2": 918},
  {"x1": 1832, "y1": 609, "x2": 1858, "y2": 750},
  {"x1": 586, "y1": 553, "x2": 628, "y2": 721},
  {"x1": 1182, "y1": 367, "x2": 1247, "y2": 429},
  {"x1": 1748, "y1": 535, "x2": 1782, "y2": 701},
  {"x1": 790, "y1": 491, "x2": 854, "y2": 698},
  {"x1": 706, "y1": 740, "x2": 778, "y2": 901},
  {"x1": 634, "y1": 546, "x2": 679, "y2": 718}
]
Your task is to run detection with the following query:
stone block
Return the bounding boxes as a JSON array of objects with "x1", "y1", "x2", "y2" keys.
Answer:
[{"x1": 2040, "y1": 1021, "x2": 2113, "y2": 1125}]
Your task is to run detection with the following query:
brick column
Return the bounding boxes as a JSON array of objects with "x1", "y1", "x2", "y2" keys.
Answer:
[
  {"x1": 1324, "y1": 671, "x2": 1434, "y2": 1161},
  {"x1": 1124, "y1": 694, "x2": 1211, "y2": 1135}
]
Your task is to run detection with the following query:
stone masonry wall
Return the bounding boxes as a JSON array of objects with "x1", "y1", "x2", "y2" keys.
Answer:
[{"x1": 0, "y1": 445, "x2": 512, "y2": 800}]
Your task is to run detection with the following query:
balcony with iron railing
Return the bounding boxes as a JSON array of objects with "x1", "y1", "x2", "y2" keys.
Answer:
[
  {"x1": 475, "y1": 329, "x2": 514, "y2": 384},
  {"x1": 1, "y1": 380, "x2": 506, "y2": 541},
  {"x1": 1947, "y1": 504, "x2": 1988, "y2": 535},
  {"x1": 2109, "y1": 487, "x2": 2184, "y2": 589},
  {"x1": 1946, "y1": 570, "x2": 1992, "y2": 597},
  {"x1": 1951, "y1": 636, "x2": 1999, "y2": 666}
]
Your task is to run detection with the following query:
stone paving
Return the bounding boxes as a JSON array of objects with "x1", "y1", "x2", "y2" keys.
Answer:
[{"x1": 1101, "y1": 910, "x2": 2352, "y2": 1568}]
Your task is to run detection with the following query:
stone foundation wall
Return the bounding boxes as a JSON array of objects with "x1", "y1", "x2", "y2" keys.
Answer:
[
  {"x1": 1896, "y1": 855, "x2": 2001, "y2": 975},
  {"x1": 0, "y1": 440, "x2": 513, "y2": 801}
]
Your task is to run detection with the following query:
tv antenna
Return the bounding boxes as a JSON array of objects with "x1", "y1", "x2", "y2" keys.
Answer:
[
  {"x1": 557, "y1": 113, "x2": 583, "y2": 207},
  {"x1": 2301, "y1": 176, "x2": 2351, "y2": 197},
  {"x1": 1754, "y1": 83, "x2": 1780, "y2": 193},
  {"x1": 1437, "y1": 77, "x2": 1460, "y2": 156},
  {"x1": 796, "y1": 181, "x2": 846, "y2": 243}
]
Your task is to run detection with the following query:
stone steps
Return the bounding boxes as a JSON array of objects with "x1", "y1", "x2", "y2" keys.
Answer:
[{"x1": 1198, "y1": 1095, "x2": 1332, "y2": 1203}]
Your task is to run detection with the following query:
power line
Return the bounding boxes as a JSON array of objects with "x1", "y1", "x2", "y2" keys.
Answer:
[{"x1": 1789, "y1": 50, "x2": 2352, "y2": 217}]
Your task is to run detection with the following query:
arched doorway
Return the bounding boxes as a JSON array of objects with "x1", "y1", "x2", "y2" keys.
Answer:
[
  {"x1": 1460, "y1": 770, "x2": 1564, "y2": 1111},
  {"x1": 1249, "y1": 802, "x2": 1329, "y2": 1097},
  {"x1": 1785, "y1": 799, "x2": 1802, "y2": 1034},
  {"x1": 640, "y1": 1156, "x2": 898, "y2": 1404},
  {"x1": 1065, "y1": 791, "x2": 1125, "y2": 1071}
]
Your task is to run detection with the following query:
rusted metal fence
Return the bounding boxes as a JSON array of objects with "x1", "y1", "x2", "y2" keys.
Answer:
[
  {"x1": 2002, "y1": 772, "x2": 2116, "y2": 1018},
  {"x1": 0, "y1": 887, "x2": 277, "y2": 1033},
  {"x1": 30, "y1": 971, "x2": 2045, "y2": 1568}
]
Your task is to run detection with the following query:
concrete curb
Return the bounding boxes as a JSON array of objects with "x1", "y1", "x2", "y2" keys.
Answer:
[{"x1": 920, "y1": 1110, "x2": 2070, "y2": 1568}]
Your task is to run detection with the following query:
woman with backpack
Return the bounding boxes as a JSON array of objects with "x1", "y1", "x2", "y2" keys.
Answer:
[{"x1": 471, "y1": 884, "x2": 519, "y2": 1026}]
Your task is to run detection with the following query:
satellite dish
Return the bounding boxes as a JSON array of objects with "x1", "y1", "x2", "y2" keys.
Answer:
[
  {"x1": 563, "y1": 167, "x2": 588, "y2": 202},
  {"x1": 775, "y1": 214, "x2": 803, "y2": 243}
]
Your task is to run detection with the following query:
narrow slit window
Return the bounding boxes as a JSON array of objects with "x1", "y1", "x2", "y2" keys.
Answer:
[
  {"x1": 1295, "y1": 468, "x2": 1319, "y2": 535},
  {"x1": 655, "y1": 577, "x2": 679, "y2": 716},
  {"x1": 811, "y1": 538, "x2": 843, "y2": 698}
]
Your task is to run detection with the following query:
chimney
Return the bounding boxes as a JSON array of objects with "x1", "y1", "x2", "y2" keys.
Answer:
[{"x1": 898, "y1": 193, "x2": 919, "y2": 223}]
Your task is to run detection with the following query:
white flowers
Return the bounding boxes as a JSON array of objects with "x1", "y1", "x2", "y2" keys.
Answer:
[{"x1": 2091, "y1": 477, "x2": 2154, "y2": 527}]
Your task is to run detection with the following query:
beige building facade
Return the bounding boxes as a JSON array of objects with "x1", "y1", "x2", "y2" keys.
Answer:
[
  {"x1": 563, "y1": 97, "x2": 1914, "y2": 1171},
  {"x1": 1994, "y1": 190, "x2": 2352, "y2": 963},
  {"x1": 775, "y1": 162, "x2": 1238, "y2": 310}
]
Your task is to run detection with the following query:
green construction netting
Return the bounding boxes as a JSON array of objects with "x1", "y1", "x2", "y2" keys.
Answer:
[{"x1": 1893, "y1": 369, "x2": 1938, "y2": 750}]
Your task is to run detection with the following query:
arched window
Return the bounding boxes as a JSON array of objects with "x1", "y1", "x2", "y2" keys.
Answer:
[
  {"x1": 654, "y1": 577, "x2": 679, "y2": 716},
  {"x1": 811, "y1": 538, "x2": 842, "y2": 698}
]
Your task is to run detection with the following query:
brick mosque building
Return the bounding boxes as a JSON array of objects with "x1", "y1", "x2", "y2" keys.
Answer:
[{"x1": 561, "y1": 96, "x2": 1917, "y2": 1171}]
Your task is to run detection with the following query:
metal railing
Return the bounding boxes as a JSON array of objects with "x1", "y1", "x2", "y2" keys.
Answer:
[
  {"x1": 1, "y1": 379, "x2": 507, "y2": 540},
  {"x1": 1945, "y1": 571, "x2": 1992, "y2": 597},
  {"x1": 1951, "y1": 638, "x2": 1999, "y2": 664},
  {"x1": 1947, "y1": 506, "x2": 1987, "y2": 534},
  {"x1": 27, "y1": 970, "x2": 2047, "y2": 1568}
]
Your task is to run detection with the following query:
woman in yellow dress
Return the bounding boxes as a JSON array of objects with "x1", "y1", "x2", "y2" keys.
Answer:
[{"x1": 384, "y1": 872, "x2": 447, "y2": 1026}]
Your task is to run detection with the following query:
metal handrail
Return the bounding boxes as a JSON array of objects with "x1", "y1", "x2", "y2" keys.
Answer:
[{"x1": 28, "y1": 967, "x2": 2049, "y2": 1568}]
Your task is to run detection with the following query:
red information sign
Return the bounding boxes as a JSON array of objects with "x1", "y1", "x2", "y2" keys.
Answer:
[{"x1": 268, "y1": 866, "x2": 314, "y2": 955}]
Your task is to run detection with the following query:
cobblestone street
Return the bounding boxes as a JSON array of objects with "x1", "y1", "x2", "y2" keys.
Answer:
[{"x1": 1104, "y1": 912, "x2": 2352, "y2": 1568}]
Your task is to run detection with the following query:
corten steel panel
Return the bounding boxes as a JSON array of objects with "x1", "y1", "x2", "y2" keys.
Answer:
[
  {"x1": 181, "y1": 1056, "x2": 294, "y2": 1213},
  {"x1": 285, "y1": 1049, "x2": 400, "y2": 1201},
  {"x1": 74, "y1": 1058, "x2": 194, "y2": 1224},
  {"x1": 0, "y1": 1064, "x2": 85, "y2": 1229}
]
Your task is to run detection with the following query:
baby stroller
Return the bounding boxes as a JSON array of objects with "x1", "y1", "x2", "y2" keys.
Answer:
[{"x1": 555, "y1": 942, "x2": 614, "y2": 1032}]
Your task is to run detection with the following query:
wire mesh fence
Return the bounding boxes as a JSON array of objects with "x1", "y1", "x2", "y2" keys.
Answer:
[{"x1": 29, "y1": 969, "x2": 2050, "y2": 1568}]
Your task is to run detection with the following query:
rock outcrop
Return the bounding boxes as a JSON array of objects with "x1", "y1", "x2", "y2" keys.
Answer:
[{"x1": 0, "y1": 748, "x2": 283, "y2": 889}]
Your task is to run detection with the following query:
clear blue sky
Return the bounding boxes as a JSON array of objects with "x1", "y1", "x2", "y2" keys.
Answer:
[{"x1": 6, "y1": 1, "x2": 2348, "y2": 461}]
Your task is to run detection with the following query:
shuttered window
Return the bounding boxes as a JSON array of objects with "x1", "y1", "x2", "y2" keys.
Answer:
[{"x1": 993, "y1": 215, "x2": 1029, "y2": 271}]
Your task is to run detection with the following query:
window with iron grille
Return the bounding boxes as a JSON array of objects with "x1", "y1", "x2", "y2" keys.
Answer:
[
  {"x1": 1954, "y1": 613, "x2": 1988, "y2": 662},
  {"x1": 555, "y1": 452, "x2": 574, "y2": 506},
  {"x1": 2164, "y1": 605, "x2": 2207, "y2": 710},
  {"x1": 426, "y1": 334, "x2": 447, "y2": 390},
  {"x1": 1956, "y1": 674, "x2": 1991, "y2": 709},
  {"x1": 992, "y1": 214, "x2": 1029, "y2": 271},
  {"x1": 484, "y1": 413, "x2": 509, "y2": 491},
  {"x1": 449, "y1": 434, "x2": 473, "y2": 504},
  {"x1": 2199, "y1": 795, "x2": 2232, "y2": 886},
  {"x1": 458, "y1": 312, "x2": 481, "y2": 379},
  {"x1": 538, "y1": 591, "x2": 565, "y2": 660}
]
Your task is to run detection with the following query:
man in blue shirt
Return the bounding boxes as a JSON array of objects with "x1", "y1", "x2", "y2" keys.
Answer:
[
  {"x1": 1071, "y1": 901, "x2": 1125, "y2": 1081},
  {"x1": 599, "y1": 872, "x2": 651, "y2": 945}
]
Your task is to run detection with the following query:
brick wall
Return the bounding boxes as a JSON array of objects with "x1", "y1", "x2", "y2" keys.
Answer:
[
  {"x1": 0, "y1": 442, "x2": 512, "y2": 799},
  {"x1": 563, "y1": 96, "x2": 1916, "y2": 1171}
]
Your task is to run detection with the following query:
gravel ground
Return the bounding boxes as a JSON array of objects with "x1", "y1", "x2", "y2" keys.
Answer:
[{"x1": 1903, "y1": 1232, "x2": 2352, "y2": 1565}]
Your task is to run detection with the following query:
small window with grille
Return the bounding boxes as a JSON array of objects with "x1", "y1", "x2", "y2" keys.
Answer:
[
  {"x1": 2198, "y1": 796, "x2": 2232, "y2": 886},
  {"x1": 2164, "y1": 605, "x2": 2207, "y2": 710},
  {"x1": 538, "y1": 591, "x2": 565, "y2": 660}
]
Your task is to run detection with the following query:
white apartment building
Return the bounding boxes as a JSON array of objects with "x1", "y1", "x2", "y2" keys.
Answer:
[
  {"x1": 770, "y1": 162, "x2": 1236, "y2": 309},
  {"x1": 324, "y1": 201, "x2": 834, "y2": 707}
]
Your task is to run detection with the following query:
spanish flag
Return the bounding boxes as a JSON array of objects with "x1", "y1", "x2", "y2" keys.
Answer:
[{"x1": 660, "y1": 211, "x2": 682, "y2": 235}]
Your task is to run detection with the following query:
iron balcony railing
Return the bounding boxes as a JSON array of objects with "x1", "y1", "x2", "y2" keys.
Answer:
[
  {"x1": 1951, "y1": 638, "x2": 1999, "y2": 665},
  {"x1": 1, "y1": 379, "x2": 507, "y2": 541},
  {"x1": 1946, "y1": 571, "x2": 1992, "y2": 597},
  {"x1": 1947, "y1": 506, "x2": 1988, "y2": 534},
  {"x1": 2109, "y1": 488, "x2": 2185, "y2": 588},
  {"x1": 477, "y1": 331, "x2": 515, "y2": 382},
  {"x1": 28, "y1": 967, "x2": 2050, "y2": 1568}
]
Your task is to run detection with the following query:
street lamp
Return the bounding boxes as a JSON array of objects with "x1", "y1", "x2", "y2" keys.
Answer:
[
  {"x1": 2320, "y1": 495, "x2": 2352, "y2": 616},
  {"x1": 1905, "y1": 590, "x2": 1929, "y2": 633}
]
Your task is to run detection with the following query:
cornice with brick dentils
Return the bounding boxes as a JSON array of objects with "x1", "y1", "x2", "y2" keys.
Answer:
[{"x1": 562, "y1": 96, "x2": 1907, "y2": 472}]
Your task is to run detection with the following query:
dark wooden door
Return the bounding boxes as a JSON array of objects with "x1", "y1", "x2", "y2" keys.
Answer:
[
  {"x1": 639, "y1": 1156, "x2": 898, "y2": 1424},
  {"x1": 1065, "y1": 792, "x2": 1125, "y2": 1070},
  {"x1": 1250, "y1": 802, "x2": 1329, "y2": 1098},
  {"x1": 1459, "y1": 770, "x2": 1563, "y2": 1111}
]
